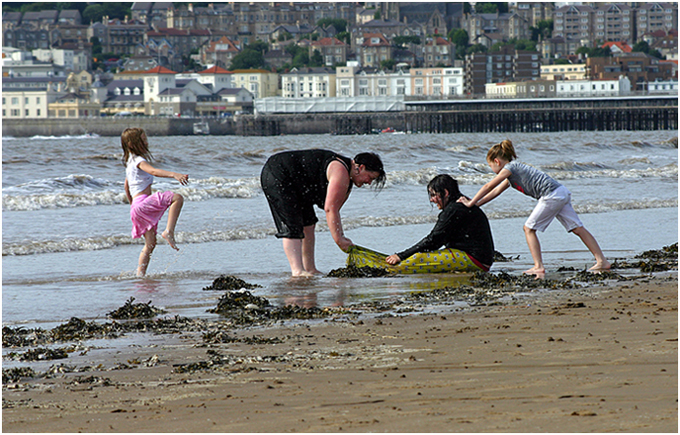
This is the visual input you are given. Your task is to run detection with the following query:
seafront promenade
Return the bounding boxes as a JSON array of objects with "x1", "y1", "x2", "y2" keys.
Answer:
[{"x1": 3, "y1": 95, "x2": 676, "y2": 137}]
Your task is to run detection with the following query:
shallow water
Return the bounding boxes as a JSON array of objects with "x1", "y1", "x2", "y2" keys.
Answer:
[{"x1": 3, "y1": 130, "x2": 678, "y2": 328}]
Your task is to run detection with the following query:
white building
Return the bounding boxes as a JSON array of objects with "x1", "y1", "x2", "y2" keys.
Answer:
[
  {"x1": 281, "y1": 67, "x2": 336, "y2": 98},
  {"x1": 555, "y1": 77, "x2": 631, "y2": 97}
]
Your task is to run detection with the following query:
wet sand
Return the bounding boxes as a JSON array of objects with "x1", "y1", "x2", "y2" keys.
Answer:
[{"x1": 3, "y1": 275, "x2": 677, "y2": 432}]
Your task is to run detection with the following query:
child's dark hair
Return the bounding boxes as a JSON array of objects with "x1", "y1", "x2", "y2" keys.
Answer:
[
  {"x1": 427, "y1": 174, "x2": 462, "y2": 200},
  {"x1": 354, "y1": 152, "x2": 386, "y2": 189},
  {"x1": 487, "y1": 139, "x2": 517, "y2": 163},
  {"x1": 121, "y1": 127, "x2": 152, "y2": 166}
]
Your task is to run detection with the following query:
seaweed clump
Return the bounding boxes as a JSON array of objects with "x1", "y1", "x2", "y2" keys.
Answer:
[
  {"x1": 108, "y1": 297, "x2": 166, "y2": 319},
  {"x1": 208, "y1": 290, "x2": 338, "y2": 324},
  {"x1": 203, "y1": 275, "x2": 262, "y2": 291},
  {"x1": 6, "y1": 347, "x2": 69, "y2": 362},
  {"x1": 327, "y1": 265, "x2": 393, "y2": 278},
  {"x1": 612, "y1": 243, "x2": 678, "y2": 272}
]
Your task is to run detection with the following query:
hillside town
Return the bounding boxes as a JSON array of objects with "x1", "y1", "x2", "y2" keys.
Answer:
[{"x1": 2, "y1": 2, "x2": 678, "y2": 119}]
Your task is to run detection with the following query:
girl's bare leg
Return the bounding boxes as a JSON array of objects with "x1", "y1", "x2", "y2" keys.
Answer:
[
  {"x1": 137, "y1": 229, "x2": 157, "y2": 277},
  {"x1": 161, "y1": 193, "x2": 184, "y2": 250},
  {"x1": 571, "y1": 226, "x2": 611, "y2": 271},
  {"x1": 282, "y1": 238, "x2": 313, "y2": 277},
  {"x1": 301, "y1": 225, "x2": 323, "y2": 275},
  {"x1": 523, "y1": 226, "x2": 546, "y2": 276}
]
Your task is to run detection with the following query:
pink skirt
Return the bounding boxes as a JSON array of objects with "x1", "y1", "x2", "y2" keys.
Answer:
[{"x1": 130, "y1": 191, "x2": 174, "y2": 238}]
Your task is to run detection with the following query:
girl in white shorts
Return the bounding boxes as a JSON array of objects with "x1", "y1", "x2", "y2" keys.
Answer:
[{"x1": 458, "y1": 139, "x2": 610, "y2": 276}]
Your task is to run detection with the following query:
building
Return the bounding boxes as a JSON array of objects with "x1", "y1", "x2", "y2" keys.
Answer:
[
  {"x1": 310, "y1": 37, "x2": 348, "y2": 67},
  {"x1": 555, "y1": 77, "x2": 631, "y2": 97},
  {"x1": 541, "y1": 63, "x2": 587, "y2": 80},
  {"x1": 202, "y1": 36, "x2": 240, "y2": 69},
  {"x1": 465, "y1": 47, "x2": 541, "y2": 95},
  {"x1": 422, "y1": 37, "x2": 453, "y2": 67},
  {"x1": 359, "y1": 33, "x2": 392, "y2": 68},
  {"x1": 635, "y1": 3, "x2": 678, "y2": 42},
  {"x1": 281, "y1": 67, "x2": 336, "y2": 98},
  {"x1": 586, "y1": 53, "x2": 676, "y2": 90},
  {"x1": 410, "y1": 67, "x2": 456, "y2": 97},
  {"x1": 230, "y1": 69, "x2": 279, "y2": 98},
  {"x1": 96, "y1": 18, "x2": 147, "y2": 57}
]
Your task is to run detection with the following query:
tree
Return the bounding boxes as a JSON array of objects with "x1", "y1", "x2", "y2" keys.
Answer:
[
  {"x1": 530, "y1": 19, "x2": 553, "y2": 42},
  {"x1": 83, "y1": 3, "x2": 131, "y2": 23},
  {"x1": 448, "y1": 29, "x2": 470, "y2": 60},
  {"x1": 576, "y1": 46, "x2": 612, "y2": 58},
  {"x1": 336, "y1": 31, "x2": 350, "y2": 45},
  {"x1": 554, "y1": 58, "x2": 571, "y2": 65},
  {"x1": 633, "y1": 40, "x2": 663, "y2": 59},
  {"x1": 229, "y1": 49, "x2": 265, "y2": 70},
  {"x1": 310, "y1": 49, "x2": 323, "y2": 67},
  {"x1": 380, "y1": 59, "x2": 396, "y2": 71}
]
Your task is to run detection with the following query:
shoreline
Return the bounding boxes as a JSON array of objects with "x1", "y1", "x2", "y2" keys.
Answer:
[{"x1": 3, "y1": 270, "x2": 677, "y2": 432}]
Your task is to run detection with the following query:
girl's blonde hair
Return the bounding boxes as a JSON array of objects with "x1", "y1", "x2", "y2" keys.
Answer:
[
  {"x1": 487, "y1": 139, "x2": 517, "y2": 163},
  {"x1": 121, "y1": 127, "x2": 152, "y2": 166}
]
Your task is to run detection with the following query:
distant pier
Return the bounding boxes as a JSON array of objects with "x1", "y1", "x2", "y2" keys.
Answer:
[{"x1": 3, "y1": 96, "x2": 676, "y2": 137}]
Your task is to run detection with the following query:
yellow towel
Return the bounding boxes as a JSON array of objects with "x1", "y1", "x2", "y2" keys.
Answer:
[{"x1": 347, "y1": 245, "x2": 484, "y2": 274}]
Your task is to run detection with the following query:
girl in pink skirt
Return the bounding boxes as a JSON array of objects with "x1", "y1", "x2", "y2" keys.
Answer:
[{"x1": 122, "y1": 128, "x2": 189, "y2": 277}]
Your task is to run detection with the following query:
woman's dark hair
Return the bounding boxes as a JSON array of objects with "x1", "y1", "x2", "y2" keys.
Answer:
[
  {"x1": 354, "y1": 152, "x2": 386, "y2": 189},
  {"x1": 427, "y1": 174, "x2": 461, "y2": 204}
]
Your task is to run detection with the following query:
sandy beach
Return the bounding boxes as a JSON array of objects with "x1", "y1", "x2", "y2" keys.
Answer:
[{"x1": 3, "y1": 269, "x2": 677, "y2": 433}]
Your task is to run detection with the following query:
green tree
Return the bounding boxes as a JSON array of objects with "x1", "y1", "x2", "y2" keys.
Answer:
[
  {"x1": 554, "y1": 58, "x2": 571, "y2": 65},
  {"x1": 229, "y1": 49, "x2": 265, "y2": 70},
  {"x1": 292, "y1": 51, "x2": 309, "y2": 68},
  {"x1": 449, "y1": 29, "x2": 469, "y2": 47},
  {"x1": 83, "y1": 3, "x2": 131, "y2": 23},
  {"x1": 336, "y1": 31, "x2": 350, "y2": 45},
  {"x1": 475, "y1": 3, "x2": 497, "y2": 13},
  {"x1": 576, "y1": 46, "x2": 612, "y2": 58},
  {"x1": 467, "y1": 44, "x2": 487, "y2": 55},
  {"x1": 310, "y1": 49, "x2": 323, "y2": 67},
  {"x1": 380, "y1": 59, "x2": 396, "y2": 70},
  {"x1": 374, "y1": 10, "x2": 381, "y2": 20},
  {"x1": 530, "y1": 19, "x2": 553, "y2": 42}
]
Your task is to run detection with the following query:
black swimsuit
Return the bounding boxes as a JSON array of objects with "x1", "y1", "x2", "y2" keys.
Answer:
[{"x1": 261, "y1": 149, "x2": 352, "y2": 239}]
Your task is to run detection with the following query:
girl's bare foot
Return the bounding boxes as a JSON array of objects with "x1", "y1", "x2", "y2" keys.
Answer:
[
  {"x1": 589, "y1": 259, "x2": 611, "y2": 272},
  {"x1": 161, "y1": 230, "x2": 179, "y2": 251}
]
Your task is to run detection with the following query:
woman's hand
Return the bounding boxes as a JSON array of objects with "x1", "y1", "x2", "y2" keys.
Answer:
[
  {"x1": 336, "y1": 236, "x2": 354, "y2": 252},
  {"x1": 385, "y1": 254, "x2": 401, "y2": 265}
]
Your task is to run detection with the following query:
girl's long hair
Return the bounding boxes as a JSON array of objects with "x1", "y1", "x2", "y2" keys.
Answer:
[
  {"x1": 487, "y1": 139, "x2": 517, "y2": 163},
  {"x1": 121, "y1": 127, "x2": 152, "y2": 166},
  {"x1": 427, "y1": 174, "x2": 462, "y2": 205}
]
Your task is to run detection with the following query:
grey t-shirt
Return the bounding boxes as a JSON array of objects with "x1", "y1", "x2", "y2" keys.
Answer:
[{"x1": 505, "y1": 161, "x2": 561, "y2": 199}]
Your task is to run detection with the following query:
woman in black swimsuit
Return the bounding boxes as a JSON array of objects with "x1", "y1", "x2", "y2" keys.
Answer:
[{"x1": 261, "y1": 149, "x2": 386, "y2": 276}]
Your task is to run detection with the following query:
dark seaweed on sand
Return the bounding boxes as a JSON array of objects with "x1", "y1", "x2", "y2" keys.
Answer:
[
  {"x1": 203, "y1": 275, "x2": 262, "y2": 291},
  {"x1": 612, "y1": 243, "x2": 678, "y2": 272},
  {"x1": 208, "y1": 290, "x2": 338, "y2": 324},
  {"x1": 327, "y1": 265, "x2": 393, "y2": 278},
  {"x1": 108, "y1": 297, "x2": 167, "y2": 319}
]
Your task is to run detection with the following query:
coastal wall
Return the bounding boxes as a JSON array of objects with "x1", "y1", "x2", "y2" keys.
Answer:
[{"x1": 3, "y1": 97, "x2": 677, "y2": 137}]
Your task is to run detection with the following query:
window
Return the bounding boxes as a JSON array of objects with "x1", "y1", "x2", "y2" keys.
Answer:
[
  {"x1": 11, "y1": 97, "x2": 18, "y2": 105},
  {"x1": 25, "y1": 109, "x2": 29, "y2": 116}
]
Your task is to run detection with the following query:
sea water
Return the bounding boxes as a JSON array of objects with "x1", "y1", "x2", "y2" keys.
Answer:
[{"x1": 2, "y1": 130, "x2": 677, "y2": 329}]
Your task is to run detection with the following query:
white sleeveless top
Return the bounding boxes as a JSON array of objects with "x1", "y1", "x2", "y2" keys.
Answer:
[{"x1": 126, "y1": 155, "x2": 153, "y2": 197}]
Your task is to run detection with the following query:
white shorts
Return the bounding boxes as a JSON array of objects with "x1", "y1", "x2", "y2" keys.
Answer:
[{"x1": 525, "y1": 185, "x2": 583, "y2": 232}]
